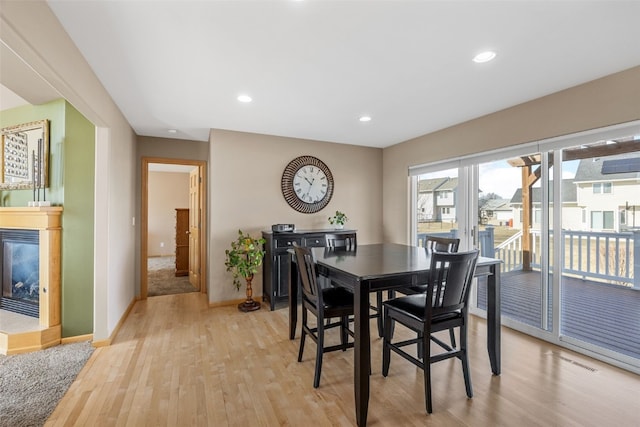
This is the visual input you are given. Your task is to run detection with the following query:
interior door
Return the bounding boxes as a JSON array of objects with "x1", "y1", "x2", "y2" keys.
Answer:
[{"x1": 188, "y1": 167, "x2": 200, "y2": 289}]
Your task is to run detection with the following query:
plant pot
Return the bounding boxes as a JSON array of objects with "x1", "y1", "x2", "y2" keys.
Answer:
[
  {"x1": 334, "y1": 224, "x2": 344, "y2": 230},
  {"x1": 238, "y1": 275, "x2": 261, "y2": 312}
]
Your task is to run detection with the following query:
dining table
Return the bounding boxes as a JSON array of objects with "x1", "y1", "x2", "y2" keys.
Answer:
[{"x1": 288, "y1": 243, "x2": 502, "y2": 427}]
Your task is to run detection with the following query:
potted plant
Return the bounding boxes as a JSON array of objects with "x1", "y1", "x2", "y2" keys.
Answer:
[
  {"x1": 225, "y1": 229, "x2": 266, "y2": 312},
  {"x1": 328, "y1": 210, "x2": 348, "y2": 229}
]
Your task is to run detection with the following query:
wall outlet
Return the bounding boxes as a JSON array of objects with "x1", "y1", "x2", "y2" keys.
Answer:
[{"x1": 160, "y1": 242, "x2": 165, "y2": 248}]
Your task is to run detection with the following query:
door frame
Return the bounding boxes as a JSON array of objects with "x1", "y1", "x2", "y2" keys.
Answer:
[{"x1": 141, "y1": 156, "x2": 207, "y2": 299}]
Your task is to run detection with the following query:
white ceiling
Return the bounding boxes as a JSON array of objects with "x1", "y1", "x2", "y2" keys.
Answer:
[{"x1": 17, "y1": 1, "x2": 640, "y2": 148}]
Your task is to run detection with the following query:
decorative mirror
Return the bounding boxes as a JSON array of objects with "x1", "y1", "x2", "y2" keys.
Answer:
[{"x1": 0, "y1": 120, "x2": 49, "y2": 190}]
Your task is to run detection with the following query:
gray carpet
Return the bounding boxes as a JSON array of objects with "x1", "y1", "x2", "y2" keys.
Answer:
[
  {"x1": 0, "y1": 341, "x2": 94, "y2": 427},
  {"x1": 147, "y1": 256, "x2": 197, "y2": 297}
]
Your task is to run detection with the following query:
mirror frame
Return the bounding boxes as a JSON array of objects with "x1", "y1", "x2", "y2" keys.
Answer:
[{"x1": 0, "y1": 119, "x2": 49, "y2": 190}]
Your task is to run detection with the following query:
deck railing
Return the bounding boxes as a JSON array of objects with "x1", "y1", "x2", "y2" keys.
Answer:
[
  {"x1": 418, "y1": 228, "x2": 640, "y2": 288},
  {"x1": 499, "y1": 229, "x2": 639, "y2": 288}
]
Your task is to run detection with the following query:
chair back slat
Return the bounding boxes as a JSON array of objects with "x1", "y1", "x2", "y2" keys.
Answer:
[
  {"x1": 293, "y1": 245, "x2": 321, "y2": 304},
  {"x1": 427, "y1": 250, "x2": 478, "y2": 318},
  {"x1": 425, "y1": 236, "x2": 460, "y2": 253},
  {"x1": 324, "y1": 233, "x2": 357, "y2": 250}
]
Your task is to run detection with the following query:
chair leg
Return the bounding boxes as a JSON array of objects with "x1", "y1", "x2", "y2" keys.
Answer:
[
  {"x1": 417, "y1": 331, "x2": 424, "y2": 359},
  {"x1": 460, "y1": 325, "x2": 473, "y2": 398},
  {"x1": 376, "y1": 292, "x2": 384, "y2": 338},
  {"x1": 340, "y1": 316, "x2": 348, "y2": 350},
  {"x1": 382, "y1": 308, "x2": 392, "y2": 377},
  {"x1": 422, "y1": 331, "x2": 433, "y2": 414},
  {"x1": 298, "y1": 308, "x2": 307, "y2": 362},
  {"x1": 449, "y1": 328, "x2": 457, "y2": 348},
  {"x1": 314, "y1": 316, "x2": 325, "y2": 388}
]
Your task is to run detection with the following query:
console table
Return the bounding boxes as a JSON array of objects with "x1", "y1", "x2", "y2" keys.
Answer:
[{"x1": 261, "y1": 229, "x2": 357, "y2": 310}]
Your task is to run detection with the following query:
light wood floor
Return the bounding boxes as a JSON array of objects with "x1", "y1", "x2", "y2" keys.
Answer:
[{"x1": 46, "y1": 292, "x2": 640, "y2": 426}]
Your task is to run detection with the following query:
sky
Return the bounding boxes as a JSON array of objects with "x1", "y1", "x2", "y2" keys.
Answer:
[{"x1": 420, "y1": 160, "x2": 580, "y2": 200}]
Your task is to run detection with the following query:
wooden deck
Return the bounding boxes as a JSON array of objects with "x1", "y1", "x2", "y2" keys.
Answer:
[{"x1": 477, "y1": 270, "x2": 640, "y2": 359}]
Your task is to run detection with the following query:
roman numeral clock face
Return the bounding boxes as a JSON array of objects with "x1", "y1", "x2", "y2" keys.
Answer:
[{"x1": 281, "y1": 155, "x2": 334, "y2": 214}]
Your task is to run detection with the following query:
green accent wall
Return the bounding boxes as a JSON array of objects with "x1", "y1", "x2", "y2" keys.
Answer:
[{"x1": 0, "y1": 99, "x2": 95, "y2": 337}]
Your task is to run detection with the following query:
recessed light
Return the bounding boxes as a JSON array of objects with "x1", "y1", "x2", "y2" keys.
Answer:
[
  {"x1": 359, "y1": 116, "x2": 372, "y2": 122},
  {"x1": 168, "y1": 129, "x2": 177, "y2": 134},
  {"x1": 473, "y1": 51, "x2": 496, "y2": 63},
  {"x1": 237, "y1": 95, "x2": 252, "y2": 103}
]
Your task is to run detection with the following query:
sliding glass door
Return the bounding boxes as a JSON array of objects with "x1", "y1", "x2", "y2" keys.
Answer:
[
  {"x1": 473, "y1": 152, "x2": 553, "y2": 333},
  {"x1": 559, "y1": 139, "x2": 640, "y2": 363},
  {"x1": 411, "y1": 124, "x2": 640, "y2": 372},
  {"x1": 413, "y1": 167, "x2": 462, "y2": 247}
]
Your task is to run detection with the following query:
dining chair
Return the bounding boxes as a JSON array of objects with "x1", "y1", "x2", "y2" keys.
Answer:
[
  {"x1": 324, "y1": 233, "x2": 357, "y2": 251},
  {"x1": 393, "y1": 235, "x2": 461, "y2": 346},
  {"x1": 293, "y1": 244, "x2": 355, "y2": 388},
  {"x1": 424, "y1": 235, "x2": 460, "y2": 253},
  {"x1": 382, "y1": 250, "x2": 479, "y2": 414},
  {"x1": 324, "y1": 233, "x2": 384, "y2": 338}
]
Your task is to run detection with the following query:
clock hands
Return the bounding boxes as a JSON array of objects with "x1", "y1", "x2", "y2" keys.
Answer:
[{"x1": 304, "y1": 176, "x2": 315, "y2": 201}]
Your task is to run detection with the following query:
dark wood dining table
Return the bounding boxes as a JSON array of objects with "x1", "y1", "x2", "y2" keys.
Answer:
[{"x1": 288, "y1": 243, "x2": 502, "y2": 427}]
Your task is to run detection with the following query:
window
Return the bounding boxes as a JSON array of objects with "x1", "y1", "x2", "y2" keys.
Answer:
[
  {"x1": 591, "y1": 210, "x2": 614, "y2": 229},
  {"x1": 582, "y1": 208, "x2": 586, "y2": 223},
  {"x1": 593, "y1": 182, "x2": 612, "y2": 194},
  {"x1": 534, "y1": 209, "x2": 542, "y2": 224}
]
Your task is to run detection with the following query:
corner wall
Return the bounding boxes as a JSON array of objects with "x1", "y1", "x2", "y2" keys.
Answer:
[{"x1": 1, "y1": 1, "x2": 138, "y2": 341}]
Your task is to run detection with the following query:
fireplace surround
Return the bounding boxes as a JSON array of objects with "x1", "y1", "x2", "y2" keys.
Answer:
[{"x1": 0, "y1": 207, "x2": 62, "y2": 354}]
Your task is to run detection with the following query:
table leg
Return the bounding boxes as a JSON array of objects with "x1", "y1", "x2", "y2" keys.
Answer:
[
  {"x1": 289, "y1": 256, "x2": 298, "y2": 340},
  {"x1": 354, "y1": 281, "x2": 370, "y2": 426},
  {"x1": 486, "y1": 264, "x2": 501, "y2": 375}
]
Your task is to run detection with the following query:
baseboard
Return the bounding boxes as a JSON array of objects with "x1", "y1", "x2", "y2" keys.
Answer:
[
  {"x1": 92, "y1": 296, "x2": 138, "y2": 348},
  {"x1": 61, "y1": 333, "x2": 93, "y2": 344}
]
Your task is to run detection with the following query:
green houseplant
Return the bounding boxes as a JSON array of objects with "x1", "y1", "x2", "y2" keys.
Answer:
[
  {"x1": 328, "y1": 210, "x2": 348, "y2": 229},
  {"x1": 225, "y1": 229, "x2": 266, "y2": 312}
]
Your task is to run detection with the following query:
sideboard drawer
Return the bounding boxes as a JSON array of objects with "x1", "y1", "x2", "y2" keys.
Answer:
[
  {"x1": 303, "y1": 235, "x2": 326, "y2": 247},
  {"x1": 275, "y1": 237, "x2": 302, "y2": 248}
]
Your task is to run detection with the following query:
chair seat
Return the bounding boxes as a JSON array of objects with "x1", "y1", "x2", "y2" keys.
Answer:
[
  {"x1": 321, "y1": 286, "x2": 354, "y2": 311},
  {"x1": 384, "y1": 294, "x2": 461, "y2": 323}
]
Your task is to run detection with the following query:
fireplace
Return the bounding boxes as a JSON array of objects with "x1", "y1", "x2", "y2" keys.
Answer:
[
  {"x1": 0, "y1": 229, "x2": 40, "y2": 318},
  {"x1": 0, "y1": 206, "x2": 62, "y2": 355}
]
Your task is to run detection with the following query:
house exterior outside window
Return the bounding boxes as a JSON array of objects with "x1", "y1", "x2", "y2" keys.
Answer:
[{"x1": 591, "y1": 210, "x2": 614, "y2": 229}]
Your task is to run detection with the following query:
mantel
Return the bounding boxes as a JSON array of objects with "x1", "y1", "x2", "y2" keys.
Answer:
[
  {"x1": 0, "y1": 206, "x2": 63, "y2": 354},
  {"x1": 0, "y1": 206, "x2": 63, "y2": 230}
]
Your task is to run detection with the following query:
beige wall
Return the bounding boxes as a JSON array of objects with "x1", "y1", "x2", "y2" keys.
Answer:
[
  {"x1": 209, "y1": 129, "x2": 383, "y2": 303},
  {"x1": 383, "y1": 66, "x2": 640, "y2": 244},
  {"x1": 148, "y1": 172, "x2": 190, "y2": 257}
]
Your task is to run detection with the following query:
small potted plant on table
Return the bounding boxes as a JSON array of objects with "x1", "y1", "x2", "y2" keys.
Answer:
[
  {"x1": 328, "y1": 210, "x2": 348, "y2": 229},
  {"x1": 225, "y1": 229, "x2": 266, "y2": 312}
]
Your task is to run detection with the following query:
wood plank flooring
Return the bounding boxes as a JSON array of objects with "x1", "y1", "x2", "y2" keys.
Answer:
[{"x1": 46, "y1": 292, "x2": 640, "y2": 426}]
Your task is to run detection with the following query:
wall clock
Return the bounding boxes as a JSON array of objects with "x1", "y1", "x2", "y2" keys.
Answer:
[{"x1": 281, "y1": 155, "x2": 334, "y2": 213}]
